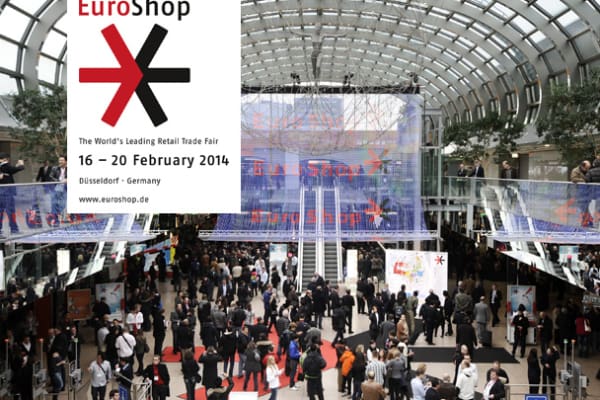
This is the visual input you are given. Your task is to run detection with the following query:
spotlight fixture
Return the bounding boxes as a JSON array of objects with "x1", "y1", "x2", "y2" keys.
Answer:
[
  {"x1": 343, "y1": 73, "x2": 354, "y2": 87},
  {"x1": 290, "y1": 73, "x2": 301, "y2": 85}
]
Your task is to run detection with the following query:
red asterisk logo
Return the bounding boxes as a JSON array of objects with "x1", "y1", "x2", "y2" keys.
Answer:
[{"x1": 79, "y1": 24, "x2": 190, "y2": 127}]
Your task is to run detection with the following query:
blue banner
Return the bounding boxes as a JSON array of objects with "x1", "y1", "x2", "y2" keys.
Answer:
[
  {"x1": 0, "y1": 182, "x2": 96, "y2": 238},
  {"x1": 213, "y1": 93, "x2": 428, "y2": 241}
]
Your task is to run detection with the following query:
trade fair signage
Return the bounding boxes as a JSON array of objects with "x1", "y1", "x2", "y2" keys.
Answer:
[
  {"x1": 67, "y1": 0, "x2": 240, "y2": 213},
  {"x1": 385, "y1": 250, "x2": 448, "y2": 300}
]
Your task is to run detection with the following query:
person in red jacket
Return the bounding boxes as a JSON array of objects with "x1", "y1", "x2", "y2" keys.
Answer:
[{"x1": 575, "y1": 311, "x2": 591, "y2": 358}]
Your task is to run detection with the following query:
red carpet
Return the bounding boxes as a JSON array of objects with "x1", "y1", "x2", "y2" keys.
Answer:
[
  {"x1": 175, "y1": 330, "x2": 338, "y2": 399},
  {"x1": 162, "y1": 346, "x2": 205, "y2": 362}
]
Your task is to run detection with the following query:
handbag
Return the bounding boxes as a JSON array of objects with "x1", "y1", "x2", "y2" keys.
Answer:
[
  {"x1": 584, "y1": 319, "x2": 592, "y2": 333},
  {"x1": 196, "y1": 374, "x2": 202, "y2": 384},
  {"x1": 297, "y1": 372, "x2": 304, "y2": 381}
]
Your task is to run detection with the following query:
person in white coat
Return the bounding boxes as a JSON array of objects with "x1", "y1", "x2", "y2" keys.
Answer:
[
  {"x1": 265, "y1": 355, "x2": 283, "y2": 400},
  {"x1": 456, "y1": 359, "x2": 477, "y2": 400}
]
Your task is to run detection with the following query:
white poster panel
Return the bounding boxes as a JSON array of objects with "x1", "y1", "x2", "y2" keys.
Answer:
[
  {"x1": 269, "y1": 243, "x2": 288, "y2": 277},
  {"x1": 0, "y1": 250, "x2": 4, "y2": 292},
  {"x1": 57, "y1": 249, "x2": 71, "y2": 275},
  {"x1": 95, "y1": 282, "x2": 125, "y2": 321},
  {"x1": 506, "y1": 285, "x2": 536, "y2": 344},
  {"x1": 347, "y1": 249, "x2": 358, "y2": 280},
  {"x1": 385, "y1": 250, "x2": 448, "y2": 300}
]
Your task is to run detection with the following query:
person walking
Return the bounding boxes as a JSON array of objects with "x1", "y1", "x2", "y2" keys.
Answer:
[
  {"x1": 287, "y1": 334, "x2": 302, "y2": 390},
  {"x1": 527, "y1": 349, "x2": 541, "y2": 394},
  {"x1": 541, "y1": 346, "x2": 560, "y2": 400},
  {"x1": 199, "y1": 346, "x2": 223, "y2": 393},
  {"x1": 134, "y1": 331, "x2": 149, "y2": 375},
  {"x1": 474, "y1": 297, "x2": 491, "y2": 343},
  {"x1": 340, "y1": 344, "x2": 355, "y2": 397},
  {"x1": 386, "y1": 349, "x2": 409, "y2": 400},
  {"x1": 265, "y1": 355, "x2": 283, "y2": 400},
  {"x1": 243, "y1": 342, "x2": 262, "y2": 391},
  {"x1": 89, "y1": 353, "x2": 111, "y2": 400},
  {"x1": 182, "y1": 349, "x2": 200, "y2": 400},
  {"x1": 303, "y1": 343, "x2": 327, "y2": 400},
  {"x1": 153, "y1": 308, "x2": 167, "y2": 356},
  {"x1": 351, "y1": 345, "x2": 367, "y2": 400},
  {"x1": 489, "y1": 285, "x2": 502, "y2": 327}
]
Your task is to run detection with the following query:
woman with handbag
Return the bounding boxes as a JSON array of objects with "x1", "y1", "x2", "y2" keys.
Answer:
[{"x1": 182, "y1": 349, "x2": 200, "y2": 400}]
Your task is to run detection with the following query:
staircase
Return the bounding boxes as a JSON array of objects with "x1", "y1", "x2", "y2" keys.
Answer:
[
  {"x1": 301, "y1": 241, "x2": 317, "y2": 290},
  {"x1": 323, "y1": 242, "x2": 339, "y2": 284}
]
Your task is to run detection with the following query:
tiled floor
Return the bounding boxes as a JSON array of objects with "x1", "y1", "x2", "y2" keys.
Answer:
[{"x1": 65, "y1": 279, "x2": 599, "y2": 399}]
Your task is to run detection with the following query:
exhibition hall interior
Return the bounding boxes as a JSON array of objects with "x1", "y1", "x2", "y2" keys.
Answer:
[{"x1": 1, "y1": 0, "x2": 600, "y2": 399}]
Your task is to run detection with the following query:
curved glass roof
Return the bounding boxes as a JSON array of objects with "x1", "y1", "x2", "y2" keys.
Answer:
[
  {"x1": 241, "y1": 0, "x2": 600, "y2": 123},
  {"x1": 0, "y1": 0, "x2": 66, "y2": 94},
  {"x1": 0, "y1": 0, "x2": 599, "y2": 123}
]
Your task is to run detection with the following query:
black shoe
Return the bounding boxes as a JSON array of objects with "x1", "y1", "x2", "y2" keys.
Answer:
[{"x1": 349, "y1": 331, "x2": 354, "y2": 334}]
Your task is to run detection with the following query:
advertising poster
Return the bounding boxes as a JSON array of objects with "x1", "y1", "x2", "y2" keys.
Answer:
[
  {"x1": 67, "y1": 1, "x2": 240, "y2": 213},
  {"x1": 269, "y1": 243, "x2": 288, "y2": 278},
  {"x1": 66, "y1": 289, "x2": 92, "y2": 321},
  {"x1": 95, "y1": 282, "x2": 124, "y2": 321},
  {"x1": 507, "y1": 285, "x2": 536, "y2": 344},
  {"x1": 385, "y1": 250, "x2": 448, "y2": 300}
]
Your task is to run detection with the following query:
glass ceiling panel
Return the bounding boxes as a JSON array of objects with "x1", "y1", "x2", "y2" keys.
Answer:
[
  {"x1": 0, "y1": 74, "x2": 17, "y2": 95},
  {"x1": 510, "y1": 15, "x2": 536, "y2": 35},
  {"x1": 0, "y1": 6, "x2": 32, "y2": 40},
  {"x1": 557, "y1": 11, "x2": 587, "y2": 35},
  {"x1": 8, "y1": 0, "x2": 46, "y2": 15},
  {"x1": 535, "y1": 0, "x2": 568, "y2": 17},
  {"x1": 489, "y1": 2, "x2": 516, "y2": 20},
  {"x1": 41, "y1": 30, "x2": 66, "y2": 58},
  {"x1": 0, "y1": 40, "x2": 18, "y2": 71}
]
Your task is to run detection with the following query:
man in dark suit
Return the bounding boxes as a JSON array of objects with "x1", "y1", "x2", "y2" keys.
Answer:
[
  {"x1": 115, "y1": 357, "x2": 133, "y2": 398},
  {"x1": 511, "y1": 306, "x2": 529, "y2": 358},
  {"x1": 537, "y1": 311, "x2": 553, "y2": 353},
  {"x1": 469, "y1": 159, "x2": 484, "y2": 197},
  {"x1": 456, "y1": 317, "x2": 478, "y2": 359},
  {"x1": 36, "y1": 160, "x2": 53, "y2": 182},
  {"x1": 469, "y1": 160, "x2": 485, "y2": 177},
  {"x1": 425, "y1": 378, "x2": 442, "y2": 400},
  {"x1": 489, "y1": 284, "x2": 502, "y2": 327},
  {"x1": 369, "y1": 306, "x2": 380, "y2": 341},
  {"x1": 216, "y1": 278, "x2": 233, "y2": 303},
  {"x1": 0, "y1": 153, "x2": 24, "y2": 234},
  {"x1": 48, "y1": 155, "x2": 67, "y2": 221},
  {"x1": 143, "y1": 356, "x2": 170, "y2": 400},
  {"x1": 483, "y1": 369, "x2": 505, "y2": 400}
]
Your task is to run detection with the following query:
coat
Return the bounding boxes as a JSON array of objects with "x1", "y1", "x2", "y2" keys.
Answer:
[
  {"x1": 474, "y1": 302, "x2": 491, "y2": 324},
  {"x1": 199, "y1": 351, "x2": 223, "y2": 388},
  {"x1": 143, "y1": 364, "x2": 170, "y2": 396},
  {"x1": 340, "y1": 350, "x2": 355, "y2": 377},
  {"x1": 244, "y1": 347, "x2": 263, "y2": 373},
  {"x1": 361, "y1": 380, "x2": 386, "y2": 400}
]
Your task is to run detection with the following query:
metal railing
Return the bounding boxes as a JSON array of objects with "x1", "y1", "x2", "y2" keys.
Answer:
[{"x1": 505, "y1": 383, "x2": 567, "y2": 400}]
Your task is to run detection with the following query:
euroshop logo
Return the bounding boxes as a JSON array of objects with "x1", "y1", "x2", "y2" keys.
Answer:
[{"x1": 79, "y1": 23, "x2": 190, "y2": 127}]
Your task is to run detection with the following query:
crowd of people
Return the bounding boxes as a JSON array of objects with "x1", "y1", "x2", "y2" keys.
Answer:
[{"x1": 2, "y1": 232, "x2": 599, "y2": 400}]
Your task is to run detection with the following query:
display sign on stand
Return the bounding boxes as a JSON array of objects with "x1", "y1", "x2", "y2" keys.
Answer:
[
  {"x1": 66, "y1": 289, "x2": 92, "y2": 321},
  {"x1": 385, "y1": 250, "x2": 448, "y2": 300},
  {"x1": 506, "y1": 285, "x2": 536, "y2": 344},
  {"x1": 95, "y1": 283, "x2": 124, "y2": 321}
]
